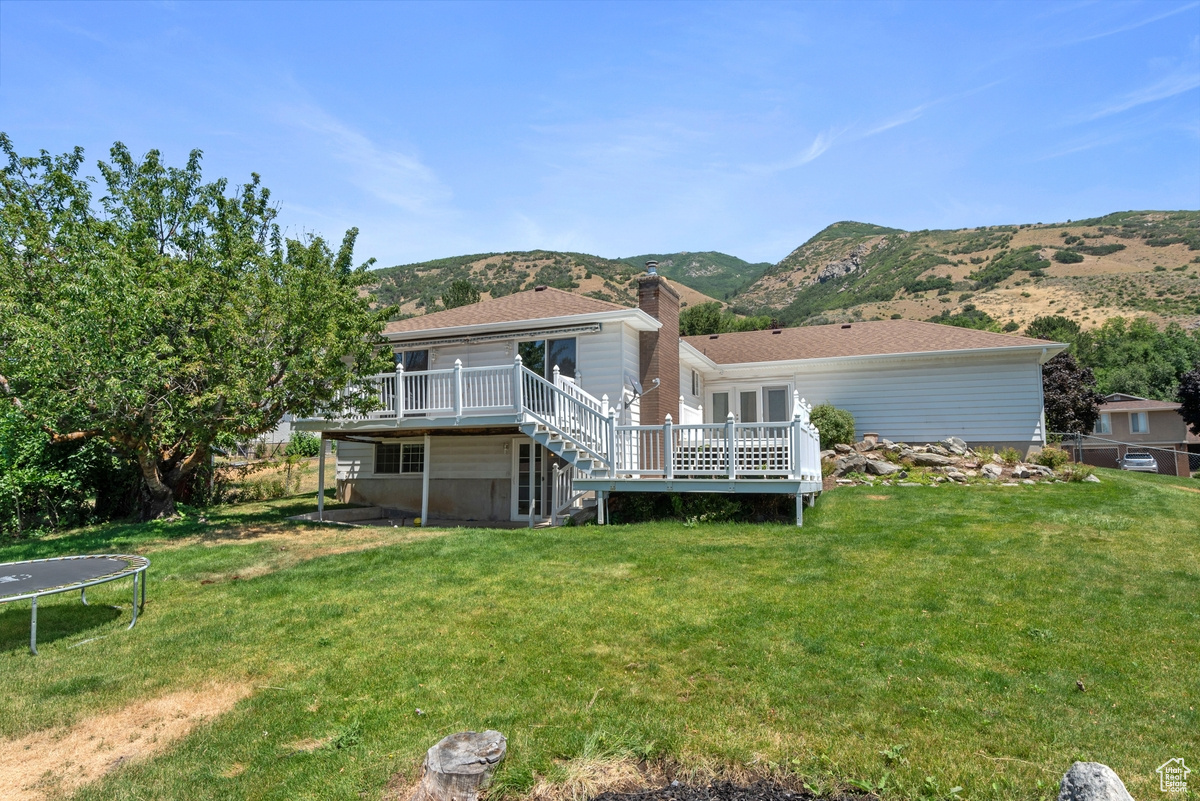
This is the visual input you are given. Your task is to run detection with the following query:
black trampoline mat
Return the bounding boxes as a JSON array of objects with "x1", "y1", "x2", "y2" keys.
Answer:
[{"x1": 0, "y1": 556, "x2": 144, "y2": 600}]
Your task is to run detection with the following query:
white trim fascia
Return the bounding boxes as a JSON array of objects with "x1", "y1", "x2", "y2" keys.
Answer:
[
  {"x1": 384, "y1": 308, "x2": 660, "y2": 343},
  {"x1": 685, "y1": 341, "x2": 1067, "y2": 378}
]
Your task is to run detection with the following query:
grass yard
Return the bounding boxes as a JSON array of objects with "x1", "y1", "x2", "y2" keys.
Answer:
[{"x1": 1, "y1": 470, "x2": 1197, "y2": 801}]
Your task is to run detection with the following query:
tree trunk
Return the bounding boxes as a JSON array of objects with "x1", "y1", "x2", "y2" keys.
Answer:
[{"x1": 411, "y1": 731, "x2": 506, "y2": 801}]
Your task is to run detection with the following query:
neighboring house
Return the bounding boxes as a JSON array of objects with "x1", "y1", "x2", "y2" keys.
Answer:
[
  {"x1": 1080, "y1": 393, "x2": 1198, "y2": 475},
  {"x1": 296, "y1": 271, "x2": 1065, "y2": 525}
]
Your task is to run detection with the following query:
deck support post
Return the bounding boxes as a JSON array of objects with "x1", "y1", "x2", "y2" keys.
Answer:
[
  {"x1": 513, "y1": 355, "x2": 524, "y2": 416},
  {"x1": 597, "y1": 490, "x2": 606, "y2": 525},
  {"x1": 726, "y1": 412, "x2": 737, "y2": 480},
  {"x1": 395, "y1": 361, "x2": 405, "y2": 419},
  {"x1": 795, "y1": 492, "x2": 803, "y2": 527},
  {"x1": 663, "y1": 414, "x2": 674, "y2": 479},
  {"x1": 317, "y1": 434, "x2": 327, "y2": 521},
  {"x1": 421, "y1": 433, "x2": 431, "y2": 526},
  {"x1": 453, "y1": 359, "x2": 463, "y2": 420},
  {"x1": 606, "y1": 408, "x2": 617, "y2": 478}
]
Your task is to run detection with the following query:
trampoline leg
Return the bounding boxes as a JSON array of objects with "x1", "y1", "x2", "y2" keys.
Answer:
[
  {"x1": 140, "y1": 569, "x2": 146, "y2": 611},
  {"x1": 81, "y1": 587, "x2": 88, "y2": 606},
  {"x1": 128, "y1": 572, "x2": 139, "y2": 629},
  {"x1": 30, "y1": 597, "x2": 38, "y2": 656}
]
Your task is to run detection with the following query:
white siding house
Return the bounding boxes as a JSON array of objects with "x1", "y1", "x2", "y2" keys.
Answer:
[{"x1": 297, "y1": 280, "x2": 1063, "y2": 525}]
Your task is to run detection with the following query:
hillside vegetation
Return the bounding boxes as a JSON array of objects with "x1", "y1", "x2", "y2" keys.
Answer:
[
  {"x1": 733, "y1": 211, "x2": 1200, "y2": 330},
  {"x1": 366, "y1": 250, "x2": 743, "y2": 317}
]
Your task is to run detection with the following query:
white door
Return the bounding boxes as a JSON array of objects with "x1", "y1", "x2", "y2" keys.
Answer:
[{"x1": 511, "y1": 439, "x2": 545, "y2": 521}]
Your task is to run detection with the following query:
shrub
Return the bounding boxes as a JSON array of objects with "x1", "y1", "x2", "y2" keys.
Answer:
[
  {"x1": 999, "y1": 447, "x2": 1023, "y2": 466},
  {"x1": 1058, "y1": 463, "x2": 1095, "y2": 482},
  {"x1": 974, "y1": 445, "x2": 995, "y2": 461},
  {"x1": 1035, "y1": 447, "x2": 1071, "y2": 469},
  {"x1": 810, "y1": 404, "x2": 856, "y2": 450},
  {"x1": 1054, "y1": 250, "x2": 1084, "y2": 264},
  {"x1": 286, "y1": 431, "x2": 322, "y2": 458}
]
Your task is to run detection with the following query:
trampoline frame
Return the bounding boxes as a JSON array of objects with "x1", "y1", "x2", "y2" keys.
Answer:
[{"x1": 0, "y1": 554, "x2": 149, "y2": 655}]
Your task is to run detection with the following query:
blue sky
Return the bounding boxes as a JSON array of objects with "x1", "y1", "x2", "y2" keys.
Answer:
[{"x1": 2, "y1": 1, "x2": 1198, "y2": 266}]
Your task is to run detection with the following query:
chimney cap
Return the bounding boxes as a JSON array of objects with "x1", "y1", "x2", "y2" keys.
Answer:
[{"x1": 645, "y1": 260, "x2": 658, "y2": 276}]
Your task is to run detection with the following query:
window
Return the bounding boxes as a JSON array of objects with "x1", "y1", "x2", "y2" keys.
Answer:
[
  {"x1": 1094, "y1": 413, "x2": 1111, "y2": 435},
  {"x1": 396, "y1": 349, "x2": 428, "y2": 371},
  {"x1": 1130, "y1": 412, "x2": 1148, "y2": 433},
  {"x1": 518, "y1": 337, "x2": 576, "y2": 379},
  {"x1": 691, "y1": 370, "x2": 699, "y2": 397},
  {"x1": 376, "y1": 442, "x2": 424, "y2": 474},
  {"x1": 711, "y1": 392, "x2": 729, "y2": 422},
  {"x1": 764, "y1": 387, "x2": 789, "y2": 422}
]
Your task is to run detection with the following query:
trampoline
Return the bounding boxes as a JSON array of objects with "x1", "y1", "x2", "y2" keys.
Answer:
[{"x1": 0, "y1": 554, "x2": 149, "y2": 655}]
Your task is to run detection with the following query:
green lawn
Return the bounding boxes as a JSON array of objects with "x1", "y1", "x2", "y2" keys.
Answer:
[{"x1": 1, "y1": 470, "x2": 1197, "y2": 801}]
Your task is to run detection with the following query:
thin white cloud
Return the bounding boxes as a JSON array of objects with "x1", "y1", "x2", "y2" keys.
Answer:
[
  {"x1": 277, "y1": 103, "x2": 452, "y2": 214},
  {"x1": 746, "y1": 126, "x2": 849, "y2": 175},
  {"x1": 1084, "y1": 68, "x2": 1200, "y2": 120},
  {"x1": 1060, "y1": 2, "x2": 1200, "y2": 46},
  {"x1": 862, "y1": 80, "x2": 1006, "y2": 139}
]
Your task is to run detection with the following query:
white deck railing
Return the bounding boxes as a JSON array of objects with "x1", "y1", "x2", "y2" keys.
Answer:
[{"x1": 314, "y1": 358, "x2": 822, "y2": 483}]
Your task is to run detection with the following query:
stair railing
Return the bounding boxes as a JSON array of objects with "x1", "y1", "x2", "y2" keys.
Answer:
[
  {"x1": 519, "y1": 360, "x2": 612, "y2": 469},
  {"x1": 550, "y1": 463, "x2": 590, "y2": 525}
]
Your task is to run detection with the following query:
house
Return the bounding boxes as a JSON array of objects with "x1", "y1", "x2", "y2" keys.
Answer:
[
  {"x1": 1076, "y1": 392, "x2": 1198, "y2": 476},
  {"x1": 296, "y1": 270, "x2": 1066, "y2": 526}
]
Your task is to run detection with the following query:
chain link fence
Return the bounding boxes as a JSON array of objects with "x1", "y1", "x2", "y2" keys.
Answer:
[{"x1": 1052, "y1": 433, "x2": 1199, "y2": 477}]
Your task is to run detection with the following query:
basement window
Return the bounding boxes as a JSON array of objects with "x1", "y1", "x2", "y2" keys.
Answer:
[{"x1": 376, "y1": 442, "x2": 425, "y2": 474}]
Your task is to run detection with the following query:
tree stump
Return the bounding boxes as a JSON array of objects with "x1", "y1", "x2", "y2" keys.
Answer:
[{"x1": 411, "y1": 730, "x2": 507, "y2": 801}]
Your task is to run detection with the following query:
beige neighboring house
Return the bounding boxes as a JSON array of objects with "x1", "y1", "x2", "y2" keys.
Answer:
[{"x1": 1085, "y1": 393, "x2": 1198, "y2": 475}]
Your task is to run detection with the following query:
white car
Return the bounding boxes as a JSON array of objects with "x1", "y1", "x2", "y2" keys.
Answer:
[{"x1": 1119, "y1": 452, "x2": 1158, "y2": 473}]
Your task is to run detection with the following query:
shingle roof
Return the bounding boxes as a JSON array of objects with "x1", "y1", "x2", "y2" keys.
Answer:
[
  {"x1": 1099, "y1": 399, "x2": 1182, "y2": 412},
  {"x1": 683, "y1": 320, "x2": 1059, "y2": 364},
  {"x1": 384, "y1": 287, "x2": 632, "y2": 335}
]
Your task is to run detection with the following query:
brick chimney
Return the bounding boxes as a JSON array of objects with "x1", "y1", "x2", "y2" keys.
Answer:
[{"x1": 637, "y1": 263, "x2": 680, "y2": 426}]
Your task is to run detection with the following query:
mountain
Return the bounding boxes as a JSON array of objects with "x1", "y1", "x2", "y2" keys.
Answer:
[
  {"x1": 618, "y1": 252, "x2": 771, "y2": 300},
  {"x1": 732, "y1": 211, "x2": 1200, "y2": 330},
  {"x1": 365, "y1": 250, "x2": 755, "y2": 318}
]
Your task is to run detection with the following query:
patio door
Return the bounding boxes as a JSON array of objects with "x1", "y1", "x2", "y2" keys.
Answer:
[
  {"x1": 397, "y1": 349, "x2": 429, "y2": 416},
  {"x1": 739, "y1": 390, "x2": 758, "y2": 423},
  {"x1": 512, "y1": 440, "x2": 545, "y2": 521}
]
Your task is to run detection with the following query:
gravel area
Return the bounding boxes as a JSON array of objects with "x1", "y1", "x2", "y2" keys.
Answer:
[{"x1": 597, "y1": 781, "x2": 870, "y2": 801}]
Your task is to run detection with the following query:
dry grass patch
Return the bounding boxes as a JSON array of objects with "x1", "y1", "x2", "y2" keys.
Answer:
[
  {"x1": 528, "y1": 757, "x2": 662, "y2": 801},
  {"x1": 0, "y1": 682, "x2": 251, "y2": 801}
]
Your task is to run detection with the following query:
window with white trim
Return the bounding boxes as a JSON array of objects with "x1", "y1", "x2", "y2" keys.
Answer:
[
  {"x1": 691, "y1": 370, "x2": 699, "y2": 397},
  {"x1": 1094, "y1": 413, "x2": 1111, "y2": 435},
  {"x1": 376, "y1": 442, "x2": 425, "y2": 474},
  {"x1": 1129, "y1": 412, "x2": 1149, "y2": 434}
]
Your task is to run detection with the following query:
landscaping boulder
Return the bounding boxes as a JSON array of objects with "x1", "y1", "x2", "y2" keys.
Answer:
[
  {"x1": 1012, "y1": 466, "x2": 1032, "y2": 479},
  {"x1": 865, "y1": 459, "x2": 903, "y2": 476},
  {"x1": 819, "y1": 449, "x2": 836, "y2": 461},
  {"x1": 981, "y1": 463, "x2": 1003, "y2": 479},
  {"x1": 928, "y1": 444, "x2": 951, "y2": 456},
  {"x1": 1057, "y1": 762, "x2": 1133, "y2": 801},
  {"x1": 1084, "y1": 474, "x2": 1101, "y2": 483},
  {"x1": 910, "y1": 452, "x2": 956, "y2": 467},
  {"x1": 832, "y1": 453, "x2": 867, "y2": 476},
  {"x1": 833, "y1": 443, "x2": 853, "y2": 454},
  {"x1": 941, "y1": 436, "x2": 969, "y2": 454}
]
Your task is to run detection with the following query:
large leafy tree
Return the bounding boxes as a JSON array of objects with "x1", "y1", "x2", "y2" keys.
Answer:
[
  {"x1": 1178, "y1": 367, "x2": 1200, "y2": 437},
  {"x1": 1041, "y1": 352, "x2": 1104, "y2": 434},
  {"x1": 0, "y1": 137, "x2": 391, "y2": 519}
]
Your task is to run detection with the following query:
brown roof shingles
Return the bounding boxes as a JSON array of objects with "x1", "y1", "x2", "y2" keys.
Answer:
[
  {"x1": 383, "y1": 287, "x2": 631, "y2": 335},
  {"x1": 683, "y1": 320, "x2": 1060, "y2": 364},
  {"x1": 1099, "y1": 399, "x2": 1182, "y2": 412}
]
